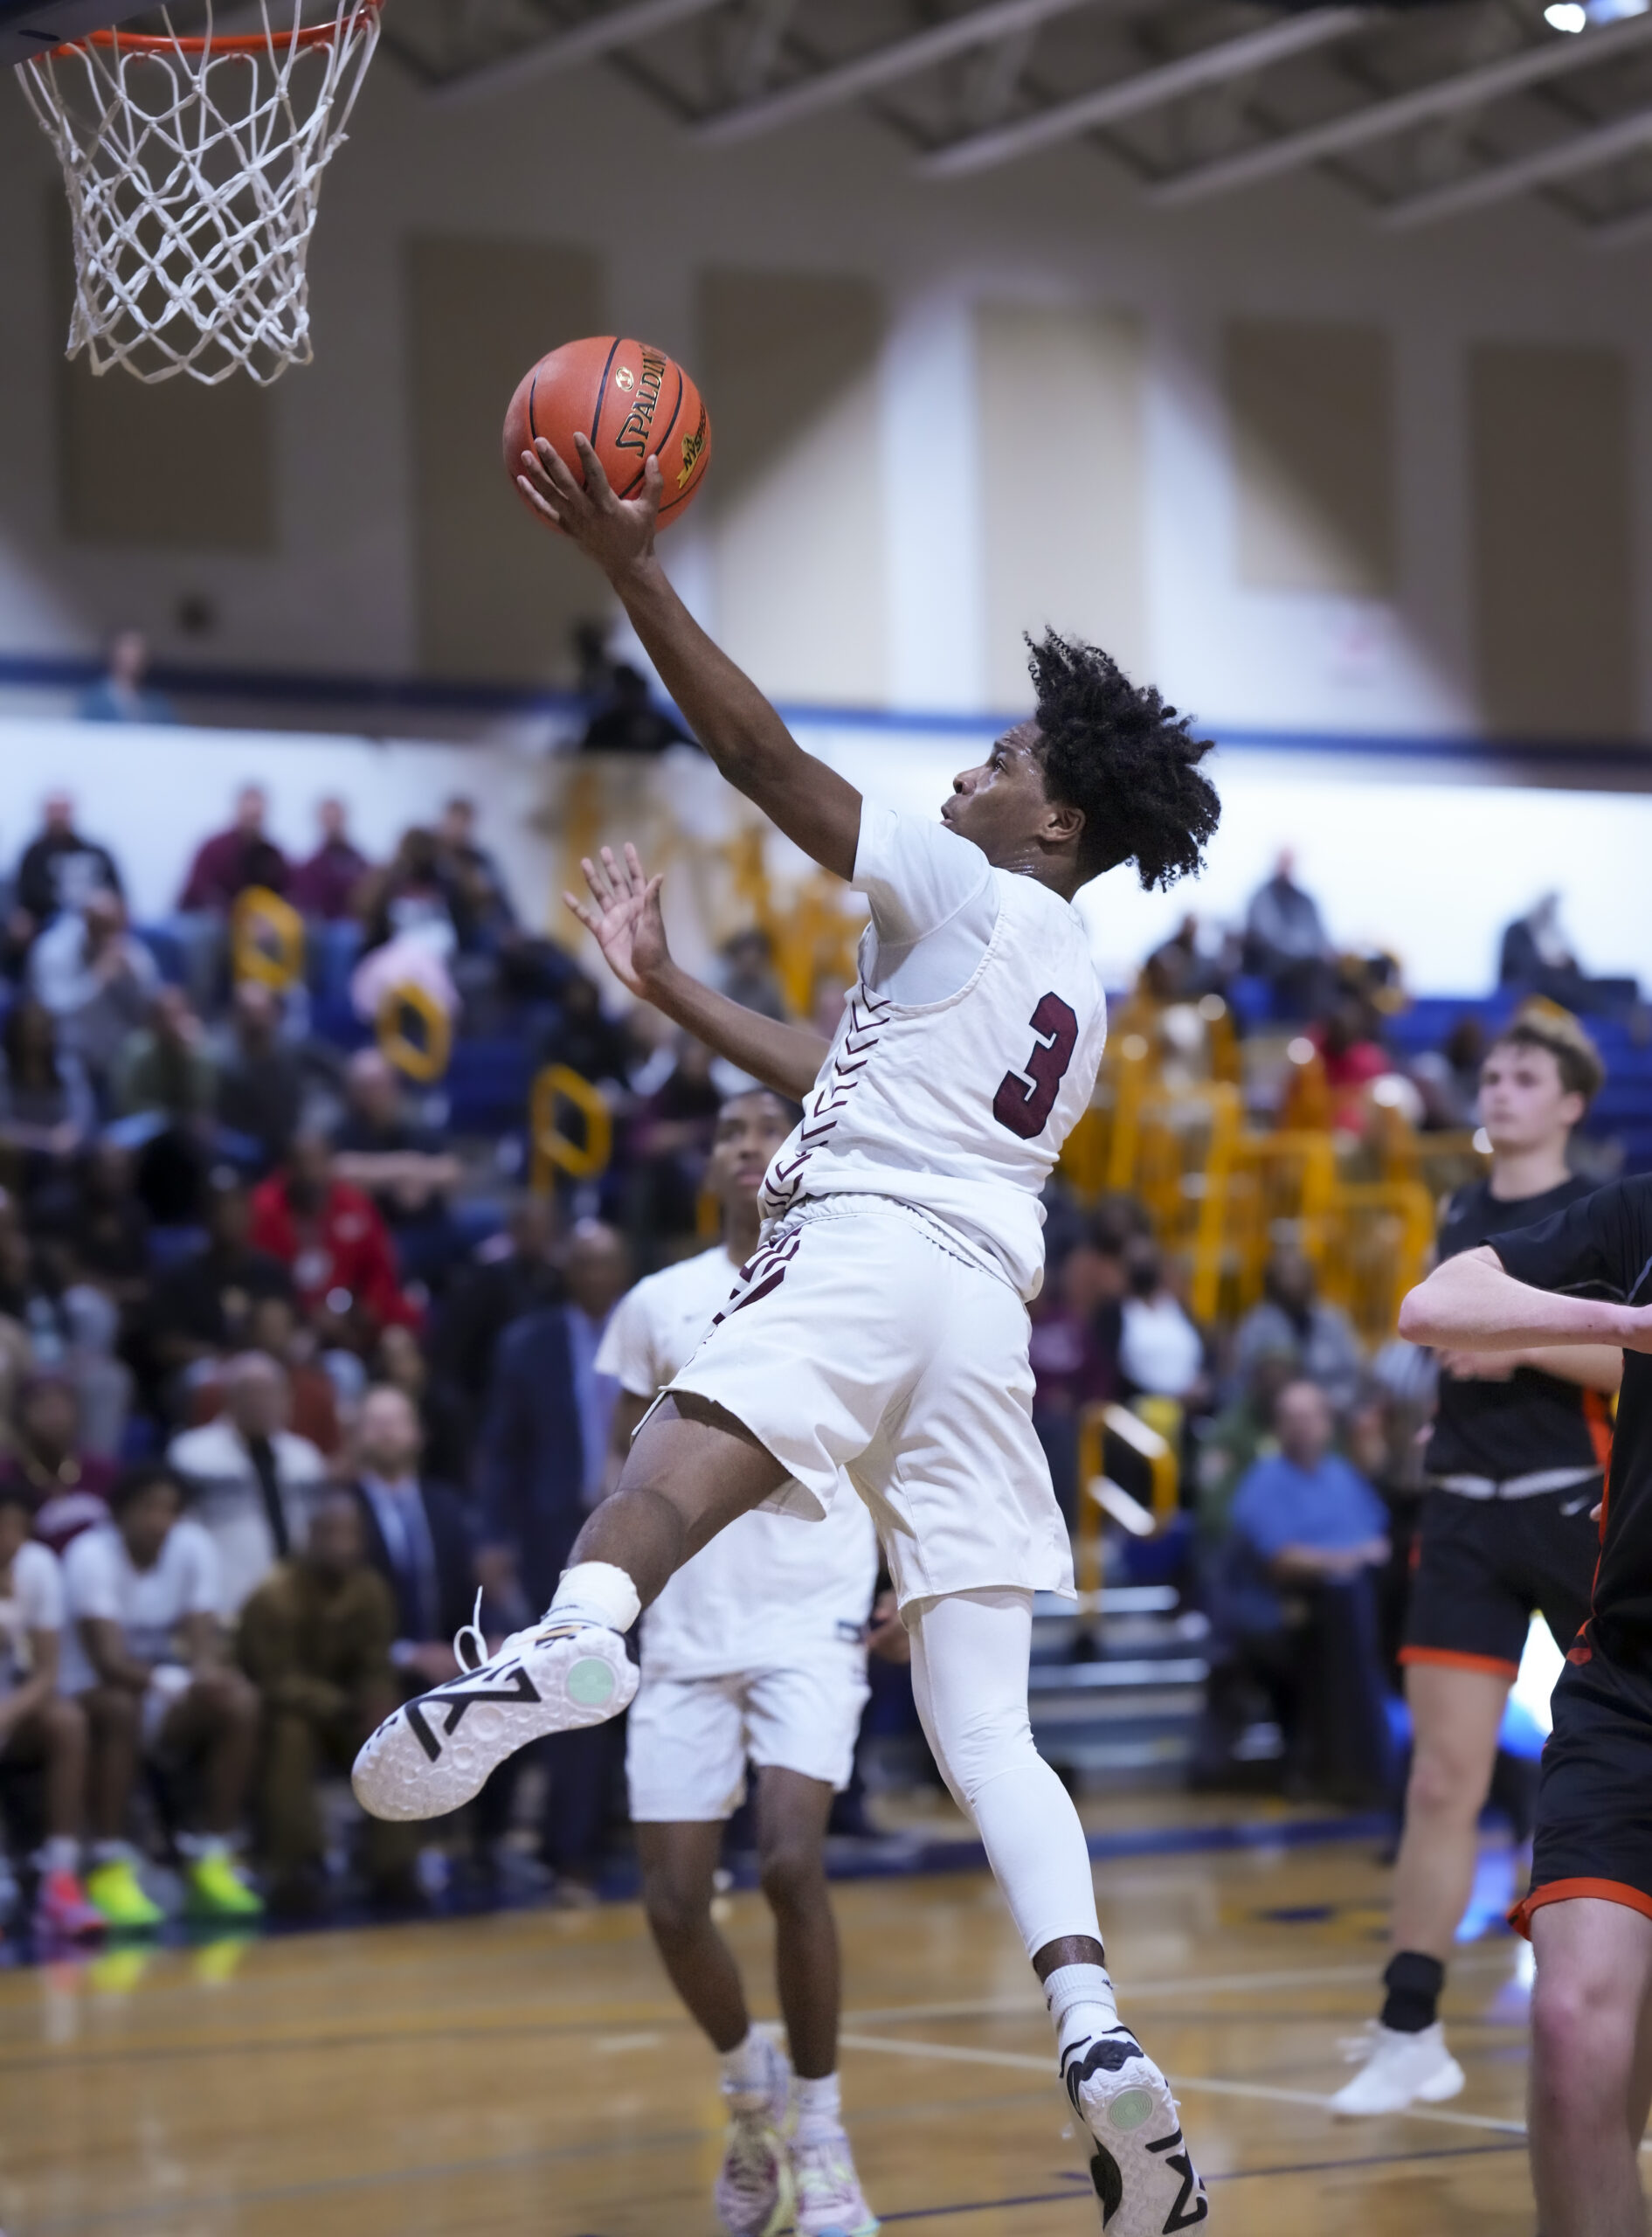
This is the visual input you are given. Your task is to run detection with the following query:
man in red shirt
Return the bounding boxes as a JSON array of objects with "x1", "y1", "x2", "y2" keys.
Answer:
[{"x1": 249, "y1": 1135, "x2": 417, "y2": 1346}]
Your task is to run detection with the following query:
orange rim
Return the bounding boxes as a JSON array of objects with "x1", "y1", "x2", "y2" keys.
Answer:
[{"x1": 64, "y1": 3, "x2": 381, "y2": 55}]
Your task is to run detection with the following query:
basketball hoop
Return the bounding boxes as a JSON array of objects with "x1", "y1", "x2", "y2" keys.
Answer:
[{"x1": 19, "y1": 1, "x2": 384, "y2": 384}]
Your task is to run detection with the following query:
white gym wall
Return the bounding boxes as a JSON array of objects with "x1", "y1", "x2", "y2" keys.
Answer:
[{"x1": 0, "y1": 37, "x2": 1650, "y2": 742}]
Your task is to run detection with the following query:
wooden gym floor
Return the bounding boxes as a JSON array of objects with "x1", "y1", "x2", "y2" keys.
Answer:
[{"x1": 0, "y1": 1817, "x2": 1541, "y2": 2237}]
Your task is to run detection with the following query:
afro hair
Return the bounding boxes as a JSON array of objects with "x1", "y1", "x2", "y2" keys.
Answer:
[{"x1": 1026, "y1": 630, "x2": 1220, "y2": 891}]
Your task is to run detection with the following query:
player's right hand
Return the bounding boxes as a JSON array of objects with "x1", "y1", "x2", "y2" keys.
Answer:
[
  {"x1": 564, "y1": 841, "x2": 672, "y2": 997},
  {"x1": 517, "y1": 431, "x2": 661, "y2": 581}
]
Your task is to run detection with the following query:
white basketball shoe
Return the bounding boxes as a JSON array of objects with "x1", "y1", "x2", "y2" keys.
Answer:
[
  {"x1": 351, "y1": 1618, "x2": 637, "y2": 1822},
  {"x1": 791, "y1": 2127, "x2": 879, "y2": 2237},
  {"x1": 1328, "y1": 2022, "x2": 1464, "y2": 2116},
  {"x1": 715, "y1": 2031, "x2": 794, "y2": 2237},
  {"x1": 1062, "y1": 2021, "x2": 1209, "y2": 2236}
]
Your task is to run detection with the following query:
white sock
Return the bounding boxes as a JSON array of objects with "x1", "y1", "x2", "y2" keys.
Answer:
[
  {"x1": 90, "y1": 1839, "x2": 138, "y2": 1867},
  {"x1": 176, "y1": 1832, "x2": 232, "y2": 1862},
  {"x1": 793, "y1": 2070, "x2": 842, "y2": 2144},
  {"x1": 1045, "y1": 1962, "x2": 1121, "y2": 2048},
  {"x1": 33, "y1": 1837, "x2": 79, "y2": 1876},
  {"x1": 720, "y1": 2025, "x2": 771, "y2": 2109},
  {"x1": 547, "y1": 1561, "x2": 641, "y2": 1635}
]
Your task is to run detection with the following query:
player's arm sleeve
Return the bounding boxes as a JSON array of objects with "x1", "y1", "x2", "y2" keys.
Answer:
[
  {"x1": 593, "y1": 1292, "x2": 660, "y2": 1400},
  {"x1": 1490, "y1": 1182, "x2": 1646, "y2": 1303},
  {"x1": 852, "y1": 804, "x2": 996, "y2": 948}
]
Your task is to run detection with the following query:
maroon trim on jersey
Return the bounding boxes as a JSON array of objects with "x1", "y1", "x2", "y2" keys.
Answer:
[{"x1": 762, "y1": 986, "x2": 892, "y2": 1219}]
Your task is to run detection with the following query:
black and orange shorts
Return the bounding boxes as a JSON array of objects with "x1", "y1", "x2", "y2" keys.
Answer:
[
  {"x1": 1400, "y1": 1485, "x2": 1600, "y2": 1681},
  {"x1": 1512, "y1": 1647, "x2": 1652, "y2": 1937}
]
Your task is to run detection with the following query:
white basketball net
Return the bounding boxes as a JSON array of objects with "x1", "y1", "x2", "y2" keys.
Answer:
[{"x1": 18, "y1": 1, "x2": 382, "y2": 384}]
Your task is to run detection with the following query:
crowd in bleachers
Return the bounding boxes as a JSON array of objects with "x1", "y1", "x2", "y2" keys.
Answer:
[{"x1": 0, "y1": 732, "x2": 1642, "y2": 1947}]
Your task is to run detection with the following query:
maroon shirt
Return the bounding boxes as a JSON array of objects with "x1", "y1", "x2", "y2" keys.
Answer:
[
  {"x1": 1, "y1": 1452, "x2": 116, "y2": 1555},
  {"x1": 289, "y1": 839, "x2": 370, "y2": 921},
  {"x1": 176, "y1": 828, "x2": 289, "y2": 912}
]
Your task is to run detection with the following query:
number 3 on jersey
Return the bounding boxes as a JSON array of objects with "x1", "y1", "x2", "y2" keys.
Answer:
[{"x1": 993, "y1": 992, "x2": 1079, "y2": 1140}]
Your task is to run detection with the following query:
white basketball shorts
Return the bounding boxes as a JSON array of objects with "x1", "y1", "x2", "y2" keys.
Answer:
[
  {"x1": 667, "y1": 1196, "x2": 1075, "y2": 1611},
  {"x1": 626, "y1": 1649, "x2": 870, "y2": 1822}
]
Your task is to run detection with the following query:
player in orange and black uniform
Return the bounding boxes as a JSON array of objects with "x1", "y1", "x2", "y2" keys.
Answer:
[
  {"x1": 1401, "y1": 1164, "x2": 1652, "y2": 2237},
  {"x1": 1335, "y1": 1007, "x2": 1620, "y2": 2117}
]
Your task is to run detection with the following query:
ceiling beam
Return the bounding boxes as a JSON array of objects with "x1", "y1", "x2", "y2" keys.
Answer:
[
  {"x1": 690, "y1": 0, "x2": 1096, "y2": 148},
  {"x1": 432, "y1": 0, "x2": 726, "y2": 106},
  {"x1": 1149, "y1": 10, "x2": 1652, "y2": 207},
  {"x1": 1379, "y1": 99, "x2": 1652, "y2": 227},
  {"x1": 916, "y1": 8, "x2": 1369, "y2": 179}
]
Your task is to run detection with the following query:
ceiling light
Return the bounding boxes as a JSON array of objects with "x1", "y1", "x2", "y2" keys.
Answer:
[{"x1": 1545, "y1": 5, "x2": 1586, "y2": 30}]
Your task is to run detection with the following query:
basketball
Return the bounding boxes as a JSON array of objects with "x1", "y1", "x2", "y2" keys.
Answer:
[{"x1": 502, "y1": 335, "x2": 712, "y2": 531}]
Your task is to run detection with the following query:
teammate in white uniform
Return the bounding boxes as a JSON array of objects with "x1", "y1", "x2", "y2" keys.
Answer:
[
  {"x1": 599, "y1": 1087, "x2": 882, "y2": 2237},
  {"x1": 356, "y1": 430, "x2": 1221, "y2": 2237}
]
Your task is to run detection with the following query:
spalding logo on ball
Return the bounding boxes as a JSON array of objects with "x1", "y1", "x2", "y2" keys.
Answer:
[{"x1": 503, "y1": 336, "x2": 711, "y2": 529}]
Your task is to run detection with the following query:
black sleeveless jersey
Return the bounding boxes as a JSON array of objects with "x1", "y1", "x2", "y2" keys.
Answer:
[{"x1": 1424, "y1": 1175, "x2": 1609, "y2": 1486}]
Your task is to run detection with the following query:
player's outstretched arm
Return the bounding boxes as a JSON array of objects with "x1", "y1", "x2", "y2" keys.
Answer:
[
  {"x1": 566, "y1": 844, "x2": 829, "y2": 1103},
  {"x1": 1400, "y1": 1244, "x2": 1651, "y2": 1353},
  {"x1": 519, "y1": 436, "x2": 861, "y2": 883}
]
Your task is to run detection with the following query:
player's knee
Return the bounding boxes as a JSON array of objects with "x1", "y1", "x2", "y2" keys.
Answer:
[
  {"x1": 758, "y1": 1839, "x2": 825, "y2": 1916},
  {"x1": 1407, "y1": 1739, "x2": 1487, "y2": 1820},
  {"x1": 640, "y1": 1865, "x2": 711, "y2": 1943},
  {"x1": 1531, "y1": 1970, "x2": 1636, "y2": 2109}
]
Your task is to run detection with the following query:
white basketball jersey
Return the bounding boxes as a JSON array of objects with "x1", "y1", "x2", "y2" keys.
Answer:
[
  {"x1": 760, "y1": 808, "x2": 1109, "y2": 1300},
  {"x1": 594, "y1": 1246, "x2": 880, "y2": 1682}
]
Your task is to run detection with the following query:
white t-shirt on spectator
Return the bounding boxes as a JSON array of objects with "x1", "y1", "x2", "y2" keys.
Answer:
[
  {"x1": 0, "y1": 1540, "x2": 63, "y2": 1694},
  {"x1": 1119, "y1": 1295, "x2": 1205, "y2": 1400},
  {"x1": 59, "y1": 1519, "x2": 220, "y2": 1695},
  {"x1": 595, "y1": 1245, "x2": 880, "y2": 1682}
]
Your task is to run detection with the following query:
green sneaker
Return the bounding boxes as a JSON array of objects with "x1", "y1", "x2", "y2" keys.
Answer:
[
  {"x1": 86, "y1": 1856, "x2": 163, "y2": 1932},
  {"x1": 185, "y1": 1852, "x2": 264, "y2": 1921}
]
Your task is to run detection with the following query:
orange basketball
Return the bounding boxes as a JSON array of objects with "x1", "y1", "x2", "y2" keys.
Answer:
[{"x1": 502, "y1": 335, "x2": 711, "y2": 532}]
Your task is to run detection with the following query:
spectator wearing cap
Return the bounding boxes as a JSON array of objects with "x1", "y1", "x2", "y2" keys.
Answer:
[
  {"x1": 167, "y1": 1352, "x2": 327, "y2": 1618},
  {"x1": 63, "y1": 1463, "x2": 262, "y2": 1929},
  {"x1": 0, "y1": 1374, "x2": 114, "y2": 1555},
  {"x1": 288, "y1": 798, "x2": 370, "y2": 923},
  {"x1": 249, "y1": 1133, "x2": 418, "y2": 1350},
  {"x1": 237, "y1": 1486, "x2": 415, "y2": 1913}
]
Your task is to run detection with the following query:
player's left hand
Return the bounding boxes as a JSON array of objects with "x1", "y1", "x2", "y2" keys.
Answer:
[{"x1": 517, "y1": 432, "x2": 662, "y2": 580}]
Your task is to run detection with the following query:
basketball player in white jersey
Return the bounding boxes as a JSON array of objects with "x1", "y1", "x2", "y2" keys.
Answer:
[
  {"x1": 599, "y1": 1086, "x2": 881, "y2": 2237},
  {"x1": 356, "y1": 433, "x2": 1221, "y2": 2237}
]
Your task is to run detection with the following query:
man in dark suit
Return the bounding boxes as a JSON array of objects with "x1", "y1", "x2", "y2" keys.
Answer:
[
  {"x1": 346, "y1": 1383, "x2": 476, "y2": 1693},
  {"x1": 475, "y1": 1221, "x2": 628, "y2": 1898}
]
